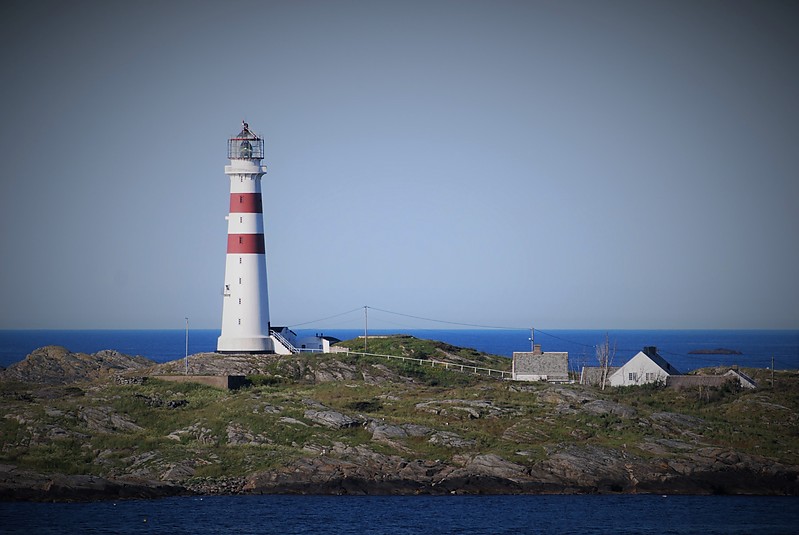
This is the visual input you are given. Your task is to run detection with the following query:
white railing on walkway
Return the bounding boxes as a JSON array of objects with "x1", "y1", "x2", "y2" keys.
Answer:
[{"x1": 340, "y1": 349, "x2": 512, "y2": 379}]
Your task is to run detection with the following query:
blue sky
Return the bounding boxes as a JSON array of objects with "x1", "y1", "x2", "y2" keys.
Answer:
[{"x1": 0, "y1": 0, "x2": 797, "y2": 330}]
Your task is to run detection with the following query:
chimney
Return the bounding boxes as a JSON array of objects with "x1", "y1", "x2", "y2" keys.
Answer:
[
  {"x1": 644, "y1": 346, "x2": 658, "y2": 357},
  {"x1": 533, "y1": 344, "x2": 542, "y2": 355}
]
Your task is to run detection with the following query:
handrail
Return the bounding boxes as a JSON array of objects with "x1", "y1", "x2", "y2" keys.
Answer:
[{"x1": 270, "y1": 330, "x2": 300, "y2": 354}]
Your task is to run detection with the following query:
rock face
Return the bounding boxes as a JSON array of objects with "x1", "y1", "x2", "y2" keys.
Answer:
[
  {"x1": 1, "y1": 346, "x2": 153, "y2": 384},
  {"x1": 0, "y1": 464, "x2": 184, "y2": 502},
  {"x1": 239, "y1": 443, "x2": 799, "y2": 496}
]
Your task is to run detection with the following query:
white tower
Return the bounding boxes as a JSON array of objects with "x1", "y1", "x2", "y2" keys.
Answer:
[{"x1": 217, "y1": 122, "x2": 274, "y2": 353}]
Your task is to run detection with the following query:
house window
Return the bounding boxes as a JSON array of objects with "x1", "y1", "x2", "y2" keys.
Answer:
[
  {"x1": 645, "y1": 372, "x2": 655, "y2": 381},
  {"x1": 628, "y1": 372, "x2": 638, "y2": 382}
]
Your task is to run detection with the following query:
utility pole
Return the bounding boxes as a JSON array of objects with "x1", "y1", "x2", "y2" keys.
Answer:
[
  {"x1": 184, "y1": 317, "x2": 189, "y2": 375},
  {"x1": 772, "y1": 356, "x2": 775, "y2": 387},
  {"x1": 364, "y1": 305, "x2": 368, "y2": 352},
  {"x1": 529, "y1": 326, "x2": 534, "y2": 352}
]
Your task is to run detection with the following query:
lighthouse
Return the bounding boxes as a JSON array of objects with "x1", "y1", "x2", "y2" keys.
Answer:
[{"x1": 217, "y1": 122, "x2": 274, "y2": 353}]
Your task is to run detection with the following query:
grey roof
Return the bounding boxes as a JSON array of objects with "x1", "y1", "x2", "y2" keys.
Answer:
[
  {"x1": 513, "y1": 351, "x2": 569, "y2": 381},
  {"x1": 642, "y1": 347, "x2": 681, "y2": 375}
]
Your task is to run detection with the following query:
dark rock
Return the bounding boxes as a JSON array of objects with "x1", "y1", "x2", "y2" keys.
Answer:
[
  {"x1": 304, "y1": 409, "x2": 361, "y2": 429},
  {"x1": 78, "y1": 406, "x2": 143, "y2": 433},
  {"x1": 0, "y1": 346, "x2": 153, "y2": 385},
  {"x1": 0, "y1": 464, "x2": 185, "y2": 502}
]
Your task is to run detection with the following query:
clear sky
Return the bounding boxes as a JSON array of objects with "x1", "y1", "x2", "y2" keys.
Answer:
[{"x1": 0, "y1": 0, "x2": 797, "y2": 330}]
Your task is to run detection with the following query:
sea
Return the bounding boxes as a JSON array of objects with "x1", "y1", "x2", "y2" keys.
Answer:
[
  {"x1": 1, "y1": 494, "x2": 798, "y2": 534},
  {"x1": 0, "y1": 328, "x2": 797, "y2": 371}
]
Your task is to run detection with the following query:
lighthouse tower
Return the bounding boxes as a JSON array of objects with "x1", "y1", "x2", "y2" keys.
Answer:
[{"x1": 217, "y1": 122, "x2": 274, "y2": 353}]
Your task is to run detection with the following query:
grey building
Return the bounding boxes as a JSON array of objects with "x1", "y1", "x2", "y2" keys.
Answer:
[{"x1": 512, "y1": 345, "x2": 569, "y2": 382}]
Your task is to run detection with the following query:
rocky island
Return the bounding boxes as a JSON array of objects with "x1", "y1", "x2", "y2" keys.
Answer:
[
  {"x1": 1, "y1": 337, "x2": 797, "y2": 501},
  {"x1": 688, "y1": 348, "x2": 743, "y2": 355}
]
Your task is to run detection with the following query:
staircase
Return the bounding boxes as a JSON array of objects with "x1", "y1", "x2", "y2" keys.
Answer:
[{"x1": 270, "y1": 330, "x2": 299, "y2": 354}]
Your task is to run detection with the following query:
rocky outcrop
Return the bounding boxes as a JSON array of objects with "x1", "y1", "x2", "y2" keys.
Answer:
[
  {"x1": 240, "y1": 443, "x2": 799, "y2": 496},
  {"x1": 0, "y1": 346, "x2": 153, "y2": 385},
  {"x1": 0, "y1": 464, "x2": 184, "y2": 501}
]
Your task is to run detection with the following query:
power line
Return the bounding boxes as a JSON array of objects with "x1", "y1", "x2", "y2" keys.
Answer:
[
  {"x1": 366, "y1": 306, "x2": 528, "y2": 330},
  {"x1": 285, "y1": 304, "x2": 796, "y2": 367},
  {"x1": 287, "y1": 307, "x2": 364, "y2": 328}
]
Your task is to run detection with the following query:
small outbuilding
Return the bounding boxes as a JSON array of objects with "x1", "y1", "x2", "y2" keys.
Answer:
[
  {"x1": 607, "y1": 346, "x2": 680, "y2": 387},
  {"x1": 667, "y1": 367, "x2": 757, "y2": 390},
  {"x1": 579, "y1": 366, "x2": 621, "y2": 387},
  {"x1": 512, "y1": 344, "x2": 569, "y2": 383}
]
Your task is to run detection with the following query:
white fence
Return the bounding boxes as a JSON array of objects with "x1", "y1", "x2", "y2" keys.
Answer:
[{"x1": 339, "y1": 349, "x2": 512, "y2": 379}]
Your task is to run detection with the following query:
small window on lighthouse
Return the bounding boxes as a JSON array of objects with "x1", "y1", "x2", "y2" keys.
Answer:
[
  {"x1": 239, "y1": 216, "x2": 243, "y2": 223},
  {"x1": 238, "y1": 318, "x2": 241, "y2": 325},
  {"x1": 239, "y1": 257, "x2": 242, "y2": 264},
  {"x1": 238, "y1": 298, "x2": 242, "y2": 304},
  {"x1": 239, "y1": 195, "x2": 243, "y2": 203},
  {"x1": 239, "y1": 277, "x2": 242, "y2": 284},
  {"x1": 239, "y1": 236, "x2": 243, "y2": 244}
]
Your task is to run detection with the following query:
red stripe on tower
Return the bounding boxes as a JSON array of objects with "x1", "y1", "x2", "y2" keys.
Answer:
[
  {"x1": 230, "y1": 193, "x2": 263, "y2": 213},
  {"x1": 227, "y1": 234, "x2": 266, "y2": 254}
]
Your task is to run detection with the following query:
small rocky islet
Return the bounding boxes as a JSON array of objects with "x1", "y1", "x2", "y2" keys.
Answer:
[{"x1": 1, "y1": 337, "x2": 797, "y2": 501}]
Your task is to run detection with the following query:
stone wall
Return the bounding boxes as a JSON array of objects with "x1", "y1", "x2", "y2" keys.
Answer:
[{"x1": 152, "y1": 375, "x2": 247, "y2": 390}]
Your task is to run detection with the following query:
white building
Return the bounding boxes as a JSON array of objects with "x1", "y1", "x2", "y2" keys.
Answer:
[
  {"x1": 607, "y1": 346, "x2": 680, "y2": 387},
  {"x1": 271, "y1": 327, "x2": 341, "y2": 354}
]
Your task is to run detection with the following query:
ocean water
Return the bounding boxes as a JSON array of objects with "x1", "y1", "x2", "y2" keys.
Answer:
[
  {"x1": 0, "y1": 328, "x2": 797, "y2": 372},
  {"x1": 1, "y1": 495, "x2": 798, "y2": 534}
]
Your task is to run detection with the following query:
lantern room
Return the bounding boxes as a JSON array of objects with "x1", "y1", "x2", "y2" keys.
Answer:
[{"x1": 228, "y1": 121, "x2": 265, "y2": 160}]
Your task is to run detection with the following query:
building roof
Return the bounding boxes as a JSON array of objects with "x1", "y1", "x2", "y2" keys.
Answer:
[
  {"x1": 513, "y1": 351, "x2": 569, "y2": 381},
  {"x1": 641, "y1": 346, "x2": 681, "y2": 375}
]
